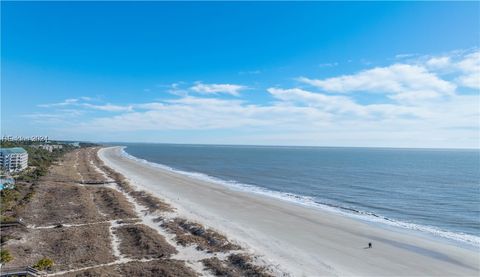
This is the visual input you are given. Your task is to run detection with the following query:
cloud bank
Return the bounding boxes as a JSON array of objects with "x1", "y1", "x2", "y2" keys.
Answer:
[{"x1": 32, "y1": 50, "x2": 480, "y2": 148}]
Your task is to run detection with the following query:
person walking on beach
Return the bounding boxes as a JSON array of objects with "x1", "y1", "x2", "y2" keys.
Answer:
[{"x1": 368, "y1": 242, "x2": 372, "y2": 248}]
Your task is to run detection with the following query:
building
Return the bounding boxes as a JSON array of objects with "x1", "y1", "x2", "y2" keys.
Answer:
[
  {"x1": 0, "y1": 147, "x2": 28, "y2": 173},
  {"x1": 32, "y1": 144, "x2": 63, "y2": 152},
  {"x1": 69, "y1": 142, "x2": 80, "y2": 147}
]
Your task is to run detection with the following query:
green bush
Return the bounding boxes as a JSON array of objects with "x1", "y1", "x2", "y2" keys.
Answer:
[
  {"x1": 24, "y1": 191, "x2": 35, "y2": 201},
  {"x1": 0, "y1": 249, "x2": 13, "y2": 263},
  {"x1": 0, "y1": 215, "x2": 17, "y2": 222},
  {"x1": 0, "y1": 189, "x2": 21, "y2": 212},
  {"x1": 33, "y1": 257, "x2": 54, "y2": 270}
]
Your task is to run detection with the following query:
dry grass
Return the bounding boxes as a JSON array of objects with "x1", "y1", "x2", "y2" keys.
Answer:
[
  {"x1": 3, "y1": 147, "x2": 205, "y2": 275},
  {"x1": 114, "y1": 224, "x2": 177, "y2": 259},
  {"x1": 162, "y1": 218, "x2": 241, "y2": 253},
  {"x1": 61, "y1": 259, "x2": 198, "y2": 277},
  {"x1": 76, "y1": 148, "x2": 107, "y2": 181},
  {"x1": 202, "y1": 254, "x2": 272, "y2": 277},
  {"x1": 87, "y1": 187, "x2": 137, "y2": 220},
  {"x1": 43, "y1": 151, "x2": 82, "y2": 182},
  {"x1": 5, "y1": 223, "x2": 115, "y2": 272},
  {"x1": 129, "y1": 190, "x2": 174, "y2": 213},
  {"x1": 60, "y1": 265, "x2": 121, "y2": 277},
  {"x1": 18, "y1": 181, "x2": 104, "y2": 226},
  {"x1": 118, "y1": 260, "x2": 198, "y2": 277}
]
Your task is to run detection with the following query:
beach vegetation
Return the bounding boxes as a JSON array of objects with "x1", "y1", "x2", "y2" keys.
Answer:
[
  {"x1": 202, "y1": 253, "x2": 272, "y2": 277},
  {"x1": 1, "y1": 142, "x2": 76, "y2": 235},
  {"x1": 162, "y1": 218, "x2": 241, "y2": 252},
  {"x1": 0, "y1": 188, "x2": 21, "y2": 213},
  {"x1": 33, "y1": 257, "x2": 54, "y2": 270},
  {"x1": 0, "y1": 249, "x2": 13, "y2": 263},
  {"x1": 114, "y1": 224, "x2": 177, "y2": 259},
  {"x1": 0, "y1": 215, "x2": 17, "y2": 222}
]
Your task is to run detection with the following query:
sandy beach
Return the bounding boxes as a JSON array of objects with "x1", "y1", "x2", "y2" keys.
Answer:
[{"x1": 99, "y1": 146, "x2": 480, "y2": 276}]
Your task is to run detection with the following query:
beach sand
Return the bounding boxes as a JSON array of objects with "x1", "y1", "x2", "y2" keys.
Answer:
[{"x1": 100, "y1": 146, "x2": 480, "y2": 276}]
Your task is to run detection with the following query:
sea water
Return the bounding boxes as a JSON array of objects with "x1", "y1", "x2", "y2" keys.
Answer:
[{"x1": 115, "y1": 143, "x2": 480, "y2": 246}]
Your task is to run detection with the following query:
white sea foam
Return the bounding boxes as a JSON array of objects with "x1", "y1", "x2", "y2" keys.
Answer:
[{"x1": 119, "y1": 146, "x2": 480, "y2": 248}]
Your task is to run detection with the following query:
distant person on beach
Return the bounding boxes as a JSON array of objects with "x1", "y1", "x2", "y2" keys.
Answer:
[{"x1": 368, "y1": 242, "x2": 372, "y2": 248}]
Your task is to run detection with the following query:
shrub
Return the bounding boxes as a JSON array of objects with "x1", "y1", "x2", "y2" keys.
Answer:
[
  {"x1": 0, "y1": 215, "x2": 17, "y2": 222},
  {"x1": 33, "y1": 257, "x2": 54, "y2": 270},
  {"x1": 0, "y1": 249, "x2": 13, "y2": 263},
  {"x1": 0, "y1": 189, "x2": 21, "y2": 212}
]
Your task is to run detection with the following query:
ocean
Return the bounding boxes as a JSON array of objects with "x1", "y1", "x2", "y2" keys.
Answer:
[{"x1": 116, "y1": 143, "x2": 480, "y2": 246}]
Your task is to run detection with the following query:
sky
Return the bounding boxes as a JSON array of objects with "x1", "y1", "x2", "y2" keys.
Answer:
[{"x1": 1, "y1": 2, "x2": 479, "y2": 148}]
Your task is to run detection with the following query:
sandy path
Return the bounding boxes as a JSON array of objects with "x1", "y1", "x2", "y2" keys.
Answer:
[{"x1": 100, "y1": 146, "x2": 480, "y2": 277}]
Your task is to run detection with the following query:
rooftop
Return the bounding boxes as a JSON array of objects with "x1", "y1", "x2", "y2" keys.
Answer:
[{"x1": 0, "y1": 147, "x2": 28, "y2": 154}]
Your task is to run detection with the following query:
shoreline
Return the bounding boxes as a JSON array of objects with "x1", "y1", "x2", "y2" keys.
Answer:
[
  {"x1": 99, "y1": 146, "x2": 480, "y2": 276},
  {"x1": 118, "y1": 145, "x2": 479, "y2": 249}
]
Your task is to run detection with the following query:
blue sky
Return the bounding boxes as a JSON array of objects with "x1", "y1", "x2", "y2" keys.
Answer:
[{"x1": 1, "y1": 2, "x2": 479, "y2": 148}]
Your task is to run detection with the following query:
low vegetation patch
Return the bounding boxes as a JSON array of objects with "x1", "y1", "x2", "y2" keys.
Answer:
[
  {"x1": 114, "y1": 224, "x2": 177, "y2": 259},
  {"x1": 162, "y1": 218, "x2": 241, "y2": 253},
  {"x1": 88, "y1": 187, "x2": 137, "y2": 219},
  {"x1": 62, "y1": 259, "x2": 198, "y2": 277},
  {"x1": 18, "y1": 182, "x2": 104, "y2": 225},
  {"x1": 1, "y1": 141, "x2": 75, "y2": 229},
  {"x1": 202, "y1": 254, "x2": 272, "y2": 277},
  {"x1": 1, "y1": 249, "x2": 13, "y2": 264},
  {"x1": 76, "y1": 148, "x2": 106, "y2": 181},
  {"x1": 118, "y1": 260, "x2": 198, "y2": 277},
  {"x1": 129, "y1": 190, "x2": 173, "y2": 213},
  {"x1": 4, "y1": 223, "x2": 115, "y2": 271},
  {"x1": 33, "y1": 257, "x2": 54, "y2": 270},
  {"x1": 0, "y1": 189, "x2": 21, "y2": 213}
]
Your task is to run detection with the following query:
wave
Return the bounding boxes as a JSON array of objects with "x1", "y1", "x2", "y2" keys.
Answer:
[{"x1": 119, "y1": 146, "x2": 480, "y2": 248}]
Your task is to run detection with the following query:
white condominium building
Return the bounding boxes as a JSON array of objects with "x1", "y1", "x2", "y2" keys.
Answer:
[
  {"x1": 32, "y1": 144, "x2": 63, "y2": 152},
  {"x1": 0, "y1": 147, "x2": 29, "y2": 173}
]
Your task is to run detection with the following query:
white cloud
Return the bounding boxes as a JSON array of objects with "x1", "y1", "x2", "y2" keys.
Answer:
[
  {"x1": 190, "y1": 82, "x2": 247, "y2": 96},
  {"x1": 29, "y1": 50, "x2": 480, "y2": 148},
  {"x1": 267, "y1": 88, "x2": 365, "y2": 115},
  {"x1": 456, "y1": 51, "x2": 480, "y2": 90},
  {"x1": 166, "y1": 82, "x2": 189, "y2": 96},
  {"x1": 267, "y1": 88, "x2": 433, "y2": 119},
  {"x1": 38, "y1": 98, "x2": 133, "y2": 112},
  {"x1": 298, "y1": 64, "x2": 456, "y2": 103},
  {"x1": 425, "y1": 56, "x2": 451, "y2": 69},
  {"x1": 82, "y1": 103, "x2": 133, "y2": 112},
  {"x1": 38, "y1": 98, "x2": 79, "y2": 108},
  {"x1": 407, "y1": 50, "x2": 479, "y2": 90},
  {"x1": 67, "y1": 89, "x2": 478, "y2": 148}
]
